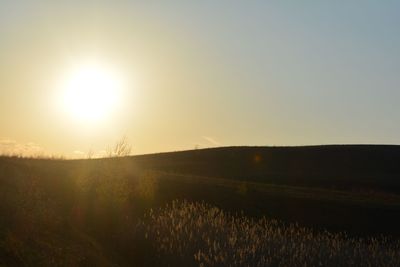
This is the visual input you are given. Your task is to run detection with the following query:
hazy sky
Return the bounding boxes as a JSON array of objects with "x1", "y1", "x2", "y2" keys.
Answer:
[{"x1": 1, "y1": 1, "x2": 400, "y2": 157}]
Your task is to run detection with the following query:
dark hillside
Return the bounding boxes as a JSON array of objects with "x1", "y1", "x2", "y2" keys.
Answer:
[
  {"x1": 130, "y1": 145, "x2": 400, "y2": 193},
  {"x1": 1, "y1": 145, "x2": 400, "y2": 265}
]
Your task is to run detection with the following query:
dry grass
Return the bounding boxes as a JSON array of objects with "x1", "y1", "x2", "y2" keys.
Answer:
[
  {"x1": 2, "y1": 155, "x2": 400, "y2": 266},
  {"x1": 144, "y1": 200, "x2": 400, "y2": 266}
]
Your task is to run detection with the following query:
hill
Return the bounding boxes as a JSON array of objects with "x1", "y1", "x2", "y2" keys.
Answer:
[
  {"x1": 1, "y1": 145, "x2": 400, "y2": 265},
  {"x1": 131, "y1": 145, "x2": 400, "y2": 192}
]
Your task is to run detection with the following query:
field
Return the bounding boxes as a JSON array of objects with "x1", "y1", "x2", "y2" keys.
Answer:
[{"x1": 1, "y1": 145, "x2": 400, "y2": 266}]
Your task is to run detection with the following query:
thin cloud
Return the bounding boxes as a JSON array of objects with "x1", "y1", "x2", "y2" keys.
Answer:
[
  {"x1": 0, "y1": 139, "x2": 17, "y2": 146},
  {"x1": 202, "y1": 136, "x2": 221, "y2": 146},
  {"x1": 0, "y1": 139, "x2": 44, "y2": 156},
  {"x1": 71, "y1": 150, "x2": 89, "y2": 159},
  {"x1": 96, "y1": 150, "x2": 108, "y2": 158}
]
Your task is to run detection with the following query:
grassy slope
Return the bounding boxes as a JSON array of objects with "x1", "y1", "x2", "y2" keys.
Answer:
[
  {"x1": 71, "y1": 145, "x2": 400, "y2": 235},
  {"x1": 130, "y1": 145, "x2": 400, "y2": 235},
  {"x1": 1, "y1": 145, "x2": 400, "y2": 265},
  {"x1": 132, "y1": 145, "x2": 400, "y2": 192}
]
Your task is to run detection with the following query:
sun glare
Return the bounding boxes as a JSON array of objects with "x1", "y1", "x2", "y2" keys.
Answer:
[{"x1": 60, "y1": 62, "x2": 123, "y2": 122}]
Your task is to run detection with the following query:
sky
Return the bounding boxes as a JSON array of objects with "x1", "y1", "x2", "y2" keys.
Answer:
[{"x1": 1, "y1": 1, "x2": 400, "y2": 157}]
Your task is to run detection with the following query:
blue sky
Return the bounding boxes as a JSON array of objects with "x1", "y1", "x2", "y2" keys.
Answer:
[{"x1": 1, "y1": 1, "x2": 400, "y2": 156}]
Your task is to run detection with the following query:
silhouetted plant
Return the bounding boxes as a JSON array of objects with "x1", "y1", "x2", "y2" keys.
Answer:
[{"x1": 106, "y1": 136, "x2": 132, "y2": 157}]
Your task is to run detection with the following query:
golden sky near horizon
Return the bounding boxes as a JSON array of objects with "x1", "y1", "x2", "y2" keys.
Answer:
[{"x1": 1, "y1": 1, "x2": 400, "y2": 157}]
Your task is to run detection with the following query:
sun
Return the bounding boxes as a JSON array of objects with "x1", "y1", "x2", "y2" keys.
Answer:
[{"x1": 60, "y1": 62, "x2": 123, "y2": 122}]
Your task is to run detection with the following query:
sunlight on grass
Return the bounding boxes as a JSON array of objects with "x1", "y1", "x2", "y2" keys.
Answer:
[{"x1": 144, "y1": 200, "x2": 400, "y2": 266}]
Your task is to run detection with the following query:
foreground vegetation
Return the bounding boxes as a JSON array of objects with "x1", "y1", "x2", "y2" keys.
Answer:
[
  {"x1": 145, "y1": 200, "x2": 400, "y2": 266},
  {"x1": 1, "y1": 145, "x2": 400, "y2": 265}
]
